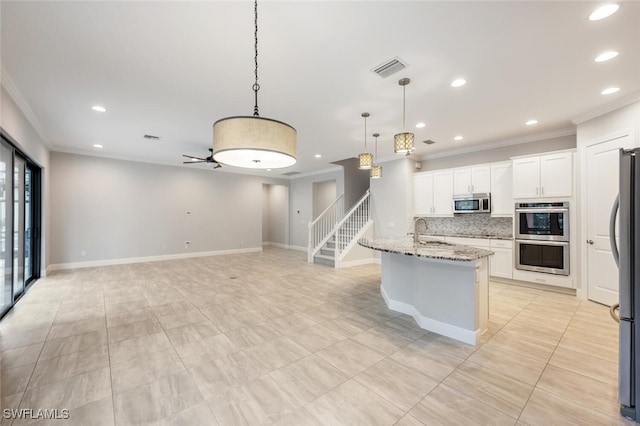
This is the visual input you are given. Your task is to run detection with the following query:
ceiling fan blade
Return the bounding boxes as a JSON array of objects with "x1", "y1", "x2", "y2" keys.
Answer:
[
  {"x1": 182, "y1": 154, "x2": 207, "y2": 161},
  {"x1": 183, "y1": 160, "x2": 206, "y2": 164}
]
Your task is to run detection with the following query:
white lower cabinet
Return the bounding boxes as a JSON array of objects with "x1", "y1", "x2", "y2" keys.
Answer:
[
  {"x1": 441, "y1": 237, "x2": 512, "y2": 279},
  {"x1": 489, "y1": 239, "x2": 513, "y2": 279}
]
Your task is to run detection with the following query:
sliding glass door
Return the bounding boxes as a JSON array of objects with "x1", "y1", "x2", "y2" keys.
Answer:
[
  {"x1": 0, "y1": 142, "x2": 13, "y2": 317},
  {"x1": 0, "y1": 133, "x2": 41, "y2": 319}
]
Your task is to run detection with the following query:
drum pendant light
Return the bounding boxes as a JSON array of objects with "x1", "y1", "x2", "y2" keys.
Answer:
[
  {"x1": 394, "y1": 78, "x2": 415, "y2": 156},
  {"x1": 370, "y1": 132, "x2": 382, "y2": 179},
  {"x1": 212, "y1": 0, "x2": 296, "y2": 169},
  {"x1": 358, "y1": 112, "x2": 373, "y2": 170}
]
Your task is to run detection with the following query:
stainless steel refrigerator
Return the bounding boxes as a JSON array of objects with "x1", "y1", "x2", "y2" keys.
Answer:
[{"x1": 611, "y1": 147, "x2": 640, "y2": 420}]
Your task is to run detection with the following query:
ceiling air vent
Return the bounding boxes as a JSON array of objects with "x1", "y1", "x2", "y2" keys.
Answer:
[
  {"x1": 143, "y1": 134, "x2": 161, "y2": 140},
  {"x1": 371, "y1": 57, "x2": 407, "y2": 78},
  {"x1": 423, "y1": 139, "x2": 436, "y2": 145},
  {"x1": 281, "y1": 171, "x2": 301, "y2": 176}
]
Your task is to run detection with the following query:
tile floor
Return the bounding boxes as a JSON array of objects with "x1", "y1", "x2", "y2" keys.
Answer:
[{"x1": 0, "y1": 247, "x2": 634, "y2": 425}]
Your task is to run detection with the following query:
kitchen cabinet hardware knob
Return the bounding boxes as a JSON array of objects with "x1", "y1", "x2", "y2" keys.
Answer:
[{"x1": 587, "y1": 239, "x2": 594, "y2": 245}]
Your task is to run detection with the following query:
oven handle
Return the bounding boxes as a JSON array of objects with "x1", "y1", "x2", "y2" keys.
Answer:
[
  {"x1": 515, "y1": 239, "x2": 569, "y2": 247},
  {"x1": 515, "y1": 208, "x2": 569, "y2": 214}
]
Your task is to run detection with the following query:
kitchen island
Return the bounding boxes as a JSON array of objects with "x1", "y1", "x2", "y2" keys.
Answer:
[{"x1": 359, "y1": 237, "x2": 493, "y2": 345}]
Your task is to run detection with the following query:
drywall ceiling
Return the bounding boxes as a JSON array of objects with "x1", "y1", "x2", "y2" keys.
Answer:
[{"x1": 1, "y1": 1, "x2": 639, "y2": 176}]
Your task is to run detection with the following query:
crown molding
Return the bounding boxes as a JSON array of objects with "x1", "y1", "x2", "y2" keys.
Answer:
[
  {"x1": 1, "y1": 67, "x2": 52, "y2": 147},
  {"x1": 571, "y1": 90, "x2": 640, "y2": 125},
  {"x1": 418, "y1": 127, "x2": 576, "y2": 161}
]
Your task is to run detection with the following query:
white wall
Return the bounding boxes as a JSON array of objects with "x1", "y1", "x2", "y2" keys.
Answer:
[
  {"x1": 312, "y1": 180, "x2": 336, "y2": 219},
  {"x1": 1, "y1": 85, "x2": 51, "y2": 272},
  {"x1": 370, "y1": 158, "x2": 414, "y2": 237},
  {"x1": 289, "y1": 169, "x2": 343, "y2": 249},
  {"x1": 49, "y1": 152, "x2": 288, "y2": 267}
]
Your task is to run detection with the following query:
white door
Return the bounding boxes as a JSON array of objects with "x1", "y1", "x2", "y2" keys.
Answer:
[{"x1": 586, "y1": 135, "x2": 634, "y2": 305}]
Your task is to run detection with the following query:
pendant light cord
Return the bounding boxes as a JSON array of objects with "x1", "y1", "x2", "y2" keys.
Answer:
[
  {"x1": 402, "y1": 84, "x2": 406, "y2": 131},
  {"x1": 364, "y1": 115, "x2": 368, "y2": 150},
  {"x1": 253, "y1": 0, "x2": 260, "y2": 117}
]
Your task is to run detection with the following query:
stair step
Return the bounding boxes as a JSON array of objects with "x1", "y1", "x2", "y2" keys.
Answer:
[
  {"x1": 314, "y1": 254, "x2": 335, "y2": 267},
  {"x1": 320, "y1": 248, "x2": 335, "y2": 256}
]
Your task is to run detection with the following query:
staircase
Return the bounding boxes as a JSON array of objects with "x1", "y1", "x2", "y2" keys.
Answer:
[{"x1": 308, "y1": 190, "x2": 372, "y2": 268}]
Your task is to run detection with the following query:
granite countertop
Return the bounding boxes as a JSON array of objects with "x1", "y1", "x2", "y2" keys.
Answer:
[
  {"x1": 359, "y1": 237, "x2": 494, "y2": 262},
  {"x1": 423, "y1": 232, "x2": 513, "y2": 240}
]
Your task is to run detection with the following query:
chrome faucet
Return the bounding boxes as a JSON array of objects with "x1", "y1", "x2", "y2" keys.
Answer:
[{"x1": 414, "y1": 217, "x2": 428, "y2": 244}]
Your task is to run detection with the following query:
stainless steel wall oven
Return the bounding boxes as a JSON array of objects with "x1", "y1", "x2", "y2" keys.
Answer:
[{"x1": 515, "y1": 202, "x2": 569, "y2": 275}]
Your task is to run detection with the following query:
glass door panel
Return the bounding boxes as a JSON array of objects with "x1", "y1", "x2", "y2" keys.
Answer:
[
  {"x1": 24, "y1": 167, "x2": 33, "y2": 283},
  {"x1": 0, "y1": 142, "x2": 13, "y2": 316},
  {"x1": 13, "y1": 156, "x2": 25, "y2": 299}
]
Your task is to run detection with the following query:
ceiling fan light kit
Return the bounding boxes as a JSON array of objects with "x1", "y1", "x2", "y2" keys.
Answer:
[{"x1": 212, "y1": 0, "x2": 296, "y2": 169}]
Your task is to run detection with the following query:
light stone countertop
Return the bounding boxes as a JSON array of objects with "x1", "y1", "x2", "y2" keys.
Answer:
[
  {"x1": 422, "y1": 232, "x2": 513, "y2": 240},
  {"x1": 359, "y1": 236, "x2": 494, "y2": 262}
]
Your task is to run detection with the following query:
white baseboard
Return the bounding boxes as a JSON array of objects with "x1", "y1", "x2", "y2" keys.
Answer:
[
  {"x1": 340, "y1": 258, "x2": 379, "y2": 268},
  {"x1": 262, "y1": 242, "x2": 290, "y2": 249},
  {"x1": 286, "y1": 245, "x2": 308, "y2": 252},
  {"x1": 47, "y1": 247, "x2": 263, "y2": 272},
  {"x1": 381, "y1": 285, "x2": 480, "y2": 345}
]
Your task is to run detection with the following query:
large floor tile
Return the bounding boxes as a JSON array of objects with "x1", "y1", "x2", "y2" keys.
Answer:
[
  {"x1": 409, "y1": 384, "x2": 517, "y2": 426},
  {"x1": 243, "y1": 336, "x2": 310, "y2": 371},
  {"x1": 305, "y1": 379, "x2": 405, "y2": 425},
  {"x1": 315, "y1": 339, "x2": 386, "y2": 377},
  {"x1": 442, "y1": 361, "x2": 533, "y2": 418},
  {"x1": 390, "y1": 341, "x2": 465, "y2": 381},
  {"x1": 110, "y1": 347, "x2": 185, "y2": 394},
  {"x1": 288, "y1": 323, "x2": 348, "y2": 353},
  {"x1": 354, "y1": 358, "x2": 438, "y2": 411}
]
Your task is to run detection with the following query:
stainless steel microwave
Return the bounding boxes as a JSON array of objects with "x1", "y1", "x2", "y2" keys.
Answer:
[{"x1": 452, "y1": 193, "x2": 491, "y2": 214}]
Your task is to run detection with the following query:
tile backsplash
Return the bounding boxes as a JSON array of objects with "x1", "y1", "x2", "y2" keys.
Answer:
[{"x1": 414, "y1": 214, "x2": 513, "y2": 239}]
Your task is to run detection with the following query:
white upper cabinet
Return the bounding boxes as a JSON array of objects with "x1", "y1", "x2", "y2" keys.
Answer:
[
  {"x1": 490, "y1": 162, "x2": 513, "y2": 215},
  {"x1": 512, "y1": 151, "x2": 573, "y2": 199},
  {"x1": 413, "y1": 170, "x2": 453, "y2": 216},
  {"x1": 540, "y1": 152, "x2": 573, "y2": 197},
  {"x1": 453, "y1": 166, "x2": 491, "y2": 194},
  {"x1": 413, "y1": 173, "x2": 434, "y2": 215}
]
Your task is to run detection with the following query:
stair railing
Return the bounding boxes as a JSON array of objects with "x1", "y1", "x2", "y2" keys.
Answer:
[
  {"x1": 334, "y1": 190, "x2": 371, "y2": 266},
  {"x1": 307, "y1": 194, "x2": 344, "y2": 262}
]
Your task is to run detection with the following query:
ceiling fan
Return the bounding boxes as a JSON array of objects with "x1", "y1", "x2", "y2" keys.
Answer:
[{"x1": 182, "y1": 148, "x2": 222, "y2": 169}]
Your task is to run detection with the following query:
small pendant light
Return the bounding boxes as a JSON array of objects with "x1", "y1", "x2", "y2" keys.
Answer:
[
  {"x1": 394, "y1": 78, "x2": 415, "y2": 156},
  {"x1": 358, "y1": 112, "x2": 373, "y2": 170},
  {"x1": 370, "y1": 132, "x2": 382, "y2": 179}
]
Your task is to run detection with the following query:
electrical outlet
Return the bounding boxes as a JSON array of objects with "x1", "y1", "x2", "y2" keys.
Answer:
[
  {"x1": 185, "y1": 241, "x2": 191, "y2": 249},
  {"x1": 186, "y1": 211, "x2": 191, "y2": 215}
]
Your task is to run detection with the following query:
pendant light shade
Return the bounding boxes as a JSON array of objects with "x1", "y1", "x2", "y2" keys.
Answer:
[
  {"x1": 212, "y1": 0, "x2": 296, "y2": 169},
  {"x1": 370, "y1": 132, "x2": 382, "y2": 179},
  {"x1": 358, "y1": 112, "x2": 373, "y2": 170},
  {"x1": 394, "y1": 78, "x2": 415, "y2": 156},
  {"x1": 213, "y1": 117, "x2": 296, "y2": 169}
]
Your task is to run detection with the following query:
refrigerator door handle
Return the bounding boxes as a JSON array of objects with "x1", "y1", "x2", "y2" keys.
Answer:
[{"x1": 610, "y1": 194, "x2": 620, "y2": 267}]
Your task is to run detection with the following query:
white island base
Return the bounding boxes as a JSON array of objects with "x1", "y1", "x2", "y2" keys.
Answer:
[{"x1": 380, "y1": 252, "x2": 489, "y2": 345}]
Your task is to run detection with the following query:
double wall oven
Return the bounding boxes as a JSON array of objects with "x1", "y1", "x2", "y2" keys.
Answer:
[{"x1": 515, "y1": 202, "x2": 570, "y2": 275}]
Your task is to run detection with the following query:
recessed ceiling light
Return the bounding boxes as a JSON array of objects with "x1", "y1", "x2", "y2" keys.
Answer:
[
  {"x1": 315, "y1": 154, "x2": 322, "y2": 158},
  {"x1": 451, "y1": 78, "x2": 466, "y2": 88},
  {"x1": 589, "y1": 4, "x2": 619, "y2": 21},
  {"x1": 91, "y1": 105, "x2": 106, "y2": 112},
  {"x1": 416, "y1": 122, "x2": 426, "y2": 128},
  {"x1": 454, "y1": 136, "x2": 464, "y2": 141},
  {"x1": 525, "y1": 119, "x2": 538, "y2": 126},
  {"x1": 595, "y1": 51, "x2": 619, "y2": 62},
  {"x1": 601, "y1": 87, "x2": 620, "y2": 95},
  {"x1": 93, "y1": 144, "x2": 103, "y2": 149}
]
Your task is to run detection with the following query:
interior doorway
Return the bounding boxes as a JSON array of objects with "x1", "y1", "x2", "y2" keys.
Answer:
[{"x1": 262, "y1": 184, "x2": 289, "y2": 248}]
